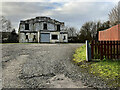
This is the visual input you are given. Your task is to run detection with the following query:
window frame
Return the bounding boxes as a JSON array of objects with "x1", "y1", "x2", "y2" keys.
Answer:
[
  {"x1": 33, "y1": 35, "x2": 36, "y2": 41},
  {"x1": 25, "y1": 23, "x2": 29, "y2": 30},
  {"x1": 26, "y1": 35, "x2": 28, "y2": 39},
  {"x1": 57, "y1": 24, "x2": 60, "y2": 31},
  {"x1": 51, "y1": 34, "x2": 58, "y2": 40},
  {"x1": 63, "y1": 35, "x2": 66, "y2": 40},
  {"x1": 43, "y1": 23, "x2": 47, "y2": 30}
]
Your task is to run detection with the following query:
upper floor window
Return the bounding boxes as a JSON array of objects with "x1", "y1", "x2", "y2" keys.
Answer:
[
  {"x1": 43, "y1": 23, "x2": 47, "y2": 30},
  {"x1": 25, "y1": 23, "x2": 29, "y2": 30},
  {"x1": 57, "y1": 25, "x2": 60, "y2": 31}
]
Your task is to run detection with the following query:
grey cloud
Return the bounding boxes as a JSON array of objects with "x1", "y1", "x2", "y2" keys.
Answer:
[
  {"x1": 48, "y1": 2, "x2": 115, "y2": 30},
  {"x1": 1, "y1": 2, "x2": 116, "y2": 31},
  {"x1": 2, "y1": 2, "x2": 60, "y2": 29}
]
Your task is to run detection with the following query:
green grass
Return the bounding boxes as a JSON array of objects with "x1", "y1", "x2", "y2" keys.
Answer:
[
  {"x1": 90, "y1": 60, "x2": 120, "y2": 87},
  {"x1": 73, "y1": 45, "x2": 86, "y2": 63},
  {"x1": 90, "y1": 60, "x2": 120, "y2": 78},
  {"x1": 73, "y1": 45, "x2": 120, "y2": 87}
]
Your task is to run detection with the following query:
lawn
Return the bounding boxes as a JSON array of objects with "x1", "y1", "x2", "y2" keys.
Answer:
[{"x1": 73, "y1": 45, "x2": 120, "y2": 87}]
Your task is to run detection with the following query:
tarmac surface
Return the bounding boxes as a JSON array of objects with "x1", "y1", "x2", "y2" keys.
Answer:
[{"x1": 2, "y1": 44, "x2": 89, "y2": 88}]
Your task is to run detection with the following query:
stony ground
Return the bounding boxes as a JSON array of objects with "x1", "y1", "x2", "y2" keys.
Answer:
[{"x1": 2, "y1": 43, "x2": 92, "y2": 88}]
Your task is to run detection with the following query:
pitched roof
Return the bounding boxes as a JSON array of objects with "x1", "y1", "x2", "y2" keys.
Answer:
[{"x1": 20, "y1": 16, "x2": 64, "y2": 25}]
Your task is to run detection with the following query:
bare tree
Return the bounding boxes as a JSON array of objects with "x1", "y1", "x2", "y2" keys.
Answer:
[
  {"x1": 79, "y1": 21, "x2": 110, "y2": 42},
  {"x1": 79, "y1": 22, "x2": 94, "y2": 41},
  {"x1": 0, "y1": 16, "x2": 13, "y2": 32},
  {"x1": 108, "y1": 4, "x2": 120, "y2": 26},
  {"x1": 64, "y1": 26, "x2": 77, "y2": 37},
  {"x1": 118, "y1": 1, "x2": 120, "y2": 24}
]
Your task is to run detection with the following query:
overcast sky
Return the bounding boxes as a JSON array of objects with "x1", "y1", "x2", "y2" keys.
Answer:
[{"x1": 1, "y1": 0, "x2": 119, "y2": 32}]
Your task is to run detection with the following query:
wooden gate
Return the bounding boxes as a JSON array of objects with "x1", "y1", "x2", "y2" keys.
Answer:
[{"x1": 90, "y1": 41, "x2": 120, "y2": 60}]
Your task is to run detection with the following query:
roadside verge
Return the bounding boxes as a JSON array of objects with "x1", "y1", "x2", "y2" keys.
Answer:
[{"x1": 73, "y1": 45, "x2": 120, "y2": 88}]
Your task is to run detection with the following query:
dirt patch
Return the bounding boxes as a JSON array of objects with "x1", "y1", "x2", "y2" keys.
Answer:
[
  {"x1": 3, "y1": 55, "x2": 29, "y2": 88},
  {"x1": 45, "y1": 74, "x2": 87, "y2": 88}
]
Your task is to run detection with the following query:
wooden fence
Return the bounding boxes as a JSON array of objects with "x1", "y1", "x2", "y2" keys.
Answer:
[{"x1": 90, "y1": 41, "x2": 120, "y2": 60}]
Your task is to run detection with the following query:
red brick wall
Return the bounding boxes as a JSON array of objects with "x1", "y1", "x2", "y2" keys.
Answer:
[{"x1": 99, "y1": 24, "x2": 120, "y2": 41}]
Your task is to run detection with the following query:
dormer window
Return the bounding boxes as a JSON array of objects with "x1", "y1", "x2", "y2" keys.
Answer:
[
  {"x1": 25, "y1": 23, "x2": 29, "y2": 30},
  {"x1": 43, "y1": 23, "x2": 47, "y2": 30}
]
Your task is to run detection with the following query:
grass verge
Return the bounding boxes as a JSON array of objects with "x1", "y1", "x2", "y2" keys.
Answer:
[
  {"x1": 73, "y1": 45, "x2": 120, "y2": 87},
  {"x1": 73, "y1": 45, "x2": 86, "y2": 63}
]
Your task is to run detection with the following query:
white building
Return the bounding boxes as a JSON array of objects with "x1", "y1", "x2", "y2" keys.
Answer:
[{"x1": 19, "y1": 16, "x2": 68, "y2": 43}]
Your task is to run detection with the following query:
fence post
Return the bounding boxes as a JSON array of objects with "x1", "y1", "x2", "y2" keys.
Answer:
[{"x1": 86, "y1": 40, "x2": 91, "y2": 61}]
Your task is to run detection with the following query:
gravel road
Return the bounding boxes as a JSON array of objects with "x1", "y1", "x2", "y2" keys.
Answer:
[{"x1": 2, "y1": 44, "x2": 91, "y2": 88}]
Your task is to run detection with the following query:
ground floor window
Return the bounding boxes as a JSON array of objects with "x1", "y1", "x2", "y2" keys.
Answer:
[
  {"x1": 63, "y1": 36, "x2": 66, "y2": 40},
  {"x1": 52, "y1": 35, "x2": 58, "y2": 40},
  {"x1": 26, "y1": 35, "x2": 28, "y2": 39},
  {"x1": 33, "y1": 35, "x2": 36, "y2": 41}
]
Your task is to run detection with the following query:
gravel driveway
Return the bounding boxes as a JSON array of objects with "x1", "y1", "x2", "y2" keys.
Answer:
[{"x1": 2, "y1": 44, "x2": 89, "y2": 88}]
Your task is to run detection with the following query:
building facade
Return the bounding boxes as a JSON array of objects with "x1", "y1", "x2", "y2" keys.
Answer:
[{"x1": 19, "y1": 16, "x2": 68, "y2": 43}]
